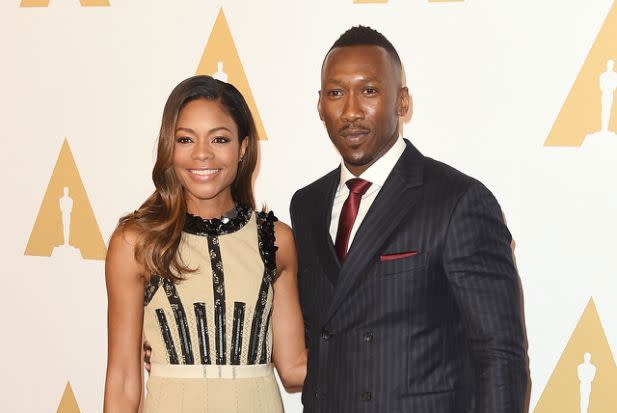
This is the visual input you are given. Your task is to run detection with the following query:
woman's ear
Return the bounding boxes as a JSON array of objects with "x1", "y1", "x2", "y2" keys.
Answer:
[{"x1": 240, "y1": 137, "x2": 249, "y2": 161}]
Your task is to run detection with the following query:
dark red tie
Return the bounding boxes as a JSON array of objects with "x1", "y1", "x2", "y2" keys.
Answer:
[{"x1": 335, "y1": 178, "x2": 372, "y2": 262}]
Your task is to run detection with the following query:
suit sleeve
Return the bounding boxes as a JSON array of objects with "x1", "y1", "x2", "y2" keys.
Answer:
[
  {"x1": 289, "y1": 191, "x2": 311, "y2": 347},
  {"x1": 442, "y1": 182, "x2": 528, "y2": 413}
]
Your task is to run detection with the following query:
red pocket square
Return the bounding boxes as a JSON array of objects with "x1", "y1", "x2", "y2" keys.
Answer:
[{"x1": 380, "y1": 251, "x2": 418, "y2": 262}]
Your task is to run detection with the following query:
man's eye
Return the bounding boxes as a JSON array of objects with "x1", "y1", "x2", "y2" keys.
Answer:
[
  {"x1": 364, "y1": 88, "x2": 378, "y2": 95},
  {"x1": 213, "y1": 136, "x2": 230, "y2": 144},
  {"x1": 327, "y1": 90, "x2": 343, "y2": 97},
  {"x1": 176, "y1": 137, "x2": 192, "y2": 143}
]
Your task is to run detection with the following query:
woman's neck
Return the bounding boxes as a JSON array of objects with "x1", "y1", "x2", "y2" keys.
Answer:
[{"x1": 186, "y1": 195, "x2": 236, "y2": 220}]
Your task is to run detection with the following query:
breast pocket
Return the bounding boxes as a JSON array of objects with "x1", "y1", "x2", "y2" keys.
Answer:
[{"x1": 376, "y1": 252, "x2": 428, "y2": 276}]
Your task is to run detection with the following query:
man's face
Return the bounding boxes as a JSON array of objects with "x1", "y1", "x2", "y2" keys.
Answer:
[{"x1": 318, "y1": 45, "x2": 409, "y2": 176}]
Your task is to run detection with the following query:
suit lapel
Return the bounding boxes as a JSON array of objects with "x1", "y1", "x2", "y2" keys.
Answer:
[
  {"x1": 323, "y1": 141, "x2": 425, "y2": 324},
  {"x1": 311, "y1": 167, "x2": 341, "y2": 284}
]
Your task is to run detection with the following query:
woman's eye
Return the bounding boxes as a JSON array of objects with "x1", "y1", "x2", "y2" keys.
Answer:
[
  {"x1": 212, "y1": 136, "x2": 230, "y2": 144},
  {"x1": 176, "y1": 137, "x2": 192, "y2": 144}
]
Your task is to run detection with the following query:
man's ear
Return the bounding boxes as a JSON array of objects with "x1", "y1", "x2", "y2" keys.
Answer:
[
  {"x1": 398, "y1": 87, "x2": 411, "y2": 118},
  {"x1": 317, "y1": 90, "x2": 324, "y2": 121}
]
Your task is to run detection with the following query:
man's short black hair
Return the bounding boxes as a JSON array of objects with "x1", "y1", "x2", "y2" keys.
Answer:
[{"x1": 326, "y1": 25, "x2": 402, "y2": 69}]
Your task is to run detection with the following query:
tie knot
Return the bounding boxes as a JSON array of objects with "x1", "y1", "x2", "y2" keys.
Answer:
[{"x1": 346, "y1": 178, "x2": 372, "y2": 195}]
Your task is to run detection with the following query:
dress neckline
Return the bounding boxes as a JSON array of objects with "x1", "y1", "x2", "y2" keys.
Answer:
[{"x1": 183, "y1": 204, "x2": 252, "y2": 236}]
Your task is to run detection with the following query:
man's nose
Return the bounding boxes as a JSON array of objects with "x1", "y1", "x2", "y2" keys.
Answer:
[{"x1": 341, "y1": 94, "x2": 365, "y2": 122}]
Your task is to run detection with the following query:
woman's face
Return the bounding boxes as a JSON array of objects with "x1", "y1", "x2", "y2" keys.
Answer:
[{"x1": 172, "y1": 98, "x2": 247, "y2": 213}]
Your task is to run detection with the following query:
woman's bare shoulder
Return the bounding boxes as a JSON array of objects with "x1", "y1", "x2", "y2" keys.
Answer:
[{"x1": 106, "y1": 222, "x2": 147, "y2": 280}]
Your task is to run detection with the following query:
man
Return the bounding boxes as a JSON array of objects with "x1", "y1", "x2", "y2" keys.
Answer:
[{"x1": 290, "y1": 26, "x2": 528, "y2": 412}]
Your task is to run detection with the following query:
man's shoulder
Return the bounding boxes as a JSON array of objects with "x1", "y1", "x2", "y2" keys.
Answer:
[
  {"x1": 400, "y1": 140, "x2": 480, "y2": 194},
  {"x1": 421, "y1": 155, "x2": 501, "y2": 210},
  {"x1": 422, "y1": 155, "x2": 479, "y2": 192}
]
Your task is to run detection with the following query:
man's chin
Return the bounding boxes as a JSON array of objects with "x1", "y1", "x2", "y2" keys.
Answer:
[
  {"x1": 340, "y1": 149, "x2": 365, "y2": 163},
  {"x1": 342, "y1": 154, "x2": 375, "y2": 173}
]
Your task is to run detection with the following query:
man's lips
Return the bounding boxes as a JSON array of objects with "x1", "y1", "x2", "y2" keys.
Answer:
[
  {"x1": 339, "y1": 127, "x2": 370, "y2": 137},
  {"x1": 339, "y1": 128, "x2": 370, "y2": 145}
]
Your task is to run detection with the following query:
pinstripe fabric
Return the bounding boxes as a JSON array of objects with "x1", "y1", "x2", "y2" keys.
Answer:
[{"x1": 290, "y1": 140, "x2": 528, "y2": 412}]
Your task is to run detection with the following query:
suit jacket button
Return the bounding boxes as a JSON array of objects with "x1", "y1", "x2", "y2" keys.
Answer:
[
  {"x1": 361, "y1": 391, "x2": 372, "y2": 401},
  {"x1": 314, "y1": 388, "x2": 324, "y2": 399},
  {"x1": 363, "y1": 332, "x2": 373, "y2": 342},
  {"x1": 321, "y1": 329, "x2": 331, "y2": 341}
]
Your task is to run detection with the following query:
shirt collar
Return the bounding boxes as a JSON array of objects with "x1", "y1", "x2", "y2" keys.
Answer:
[{"x1": 338, "y1": 137, "x2": 406, "y2": 190}]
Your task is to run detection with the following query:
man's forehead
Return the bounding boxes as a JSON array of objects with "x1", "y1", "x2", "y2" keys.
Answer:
[
  {"x1": 321, "y1": 45, "x2": 400, "y2": 81},
  {"x1": 323, "y1": 75, "x2": 380, "y2": 85},
  {"x1": 324, "y1": 45, "x2": 390, "y2": 64}
]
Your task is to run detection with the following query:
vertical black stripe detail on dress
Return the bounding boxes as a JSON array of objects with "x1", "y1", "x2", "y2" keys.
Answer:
[
  {"x1": 155, "y1": 309, "x2": 179, "y2": 364},
  {"x1": 161, "y1": 278, "x2": 194, "y2": 364},
  {"x1": 259, "y1": 306, "x2": 273, "y2": 364},
  {"x1": 208, "y1": 235, "x2": 227, "y2": 365},
  {"x1": 231, "y1": 302, "x2": 246, "y2": 365},
  {"x1": 194, "y1": 302, "x2": 211, "y2": 364},
  {"x1": 248, "y1": 211, "x2": 279, "y2": 364},
  {"x1": 247, "y1": 282, "x2": 268, "y2": 364}
]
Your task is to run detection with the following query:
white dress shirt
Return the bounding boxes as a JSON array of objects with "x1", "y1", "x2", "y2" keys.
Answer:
[{"x1": 329, "y1": 138, "x2": 407, "y2": 253}]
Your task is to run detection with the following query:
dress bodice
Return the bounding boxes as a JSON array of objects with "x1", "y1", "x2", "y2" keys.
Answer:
[{"x1": 143, "y1": 206, "x2": 278, "y2": 366}]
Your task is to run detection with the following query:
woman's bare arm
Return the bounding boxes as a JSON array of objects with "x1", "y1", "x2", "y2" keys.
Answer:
[
  {"x1": 103, "y1": 226, "x2": 147, "y2": 413},
  {"x1": 271, "y1": 221, "x2": 307, "y2": 393}
]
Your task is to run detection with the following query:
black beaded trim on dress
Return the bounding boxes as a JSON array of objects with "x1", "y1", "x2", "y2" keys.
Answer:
[
  {"x1": 231, "y1": 302, "x2": 246, "y2": 365},
  {"x1": 193, "y1": 302, "x2": 212, "y2": 364},
  {"x1": 208, "y1": 236, "x2": 227, "y2": 365},
  {"x1": 144, "y1": 275, "x2": 161, "y2": 306},
  {"x1": 183, "y1": 204, "x2": 252, "y2": 236},
  {"x1": 162, "y1": 278, "x2": 195, "y2": 364},
  {"x1": 247, "y1": 210, "x2": 278, "y2": 364},
  {"x1": 155, "y1": 309, "x2": 179, "y2": 364}
]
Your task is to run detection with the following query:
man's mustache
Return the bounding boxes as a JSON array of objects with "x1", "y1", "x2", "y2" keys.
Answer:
[{"x1": 339, "y1": 124, "x2": 371, "y2": 136}]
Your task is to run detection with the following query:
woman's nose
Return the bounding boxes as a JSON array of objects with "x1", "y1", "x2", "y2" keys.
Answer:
[{"x1": 192, "y1": 141, "x2": 214, "y2": 161}]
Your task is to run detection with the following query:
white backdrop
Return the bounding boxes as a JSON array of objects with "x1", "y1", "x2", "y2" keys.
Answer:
[{"x1": 1, "y1": 0, "x2": 617, "y2": 411}]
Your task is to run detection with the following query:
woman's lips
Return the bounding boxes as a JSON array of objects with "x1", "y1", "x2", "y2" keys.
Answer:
[{"x1": 187, "y1": 168, "x2": 221, "y2": 181}]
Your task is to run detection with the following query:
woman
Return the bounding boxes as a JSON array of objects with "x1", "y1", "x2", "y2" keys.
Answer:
[{"x1": 104, "y1": 75, "x2": 306, "y2": 412}]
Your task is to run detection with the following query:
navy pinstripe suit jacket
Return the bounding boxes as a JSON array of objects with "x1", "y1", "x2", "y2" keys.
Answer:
[{"x1": 290, "y1": 141, "x2": 528, "y2": 412}]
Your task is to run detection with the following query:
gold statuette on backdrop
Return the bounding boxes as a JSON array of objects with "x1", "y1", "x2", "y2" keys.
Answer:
[
  {"x1": 24, "y1": 138, "x2": 106, "y2": 261},
  {"x1": 196, "y1": 8, "x2": 267, "y2": 140},
  {"x1": 20, "y1": 0, "x2": 109, "y2": 7},
  {"x1": 533, "y1": 298, "x2": 617, "y2": 412},
  {"x1": 545, "y1": 1, "x2": 617, "y2": 147},
  {"x1": 56, "y1": 382, "x2": 81, "y2": 413}
]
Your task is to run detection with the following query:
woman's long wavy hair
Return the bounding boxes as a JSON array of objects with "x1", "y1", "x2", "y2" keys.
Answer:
[{"x1": 120, "y1": 75, "x2": 258, "y2": 281}]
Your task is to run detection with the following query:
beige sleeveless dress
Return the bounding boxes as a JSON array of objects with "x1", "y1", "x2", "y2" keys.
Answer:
[{"x1": 142, "y1": 206, "x2": 283, "y2": 412}]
